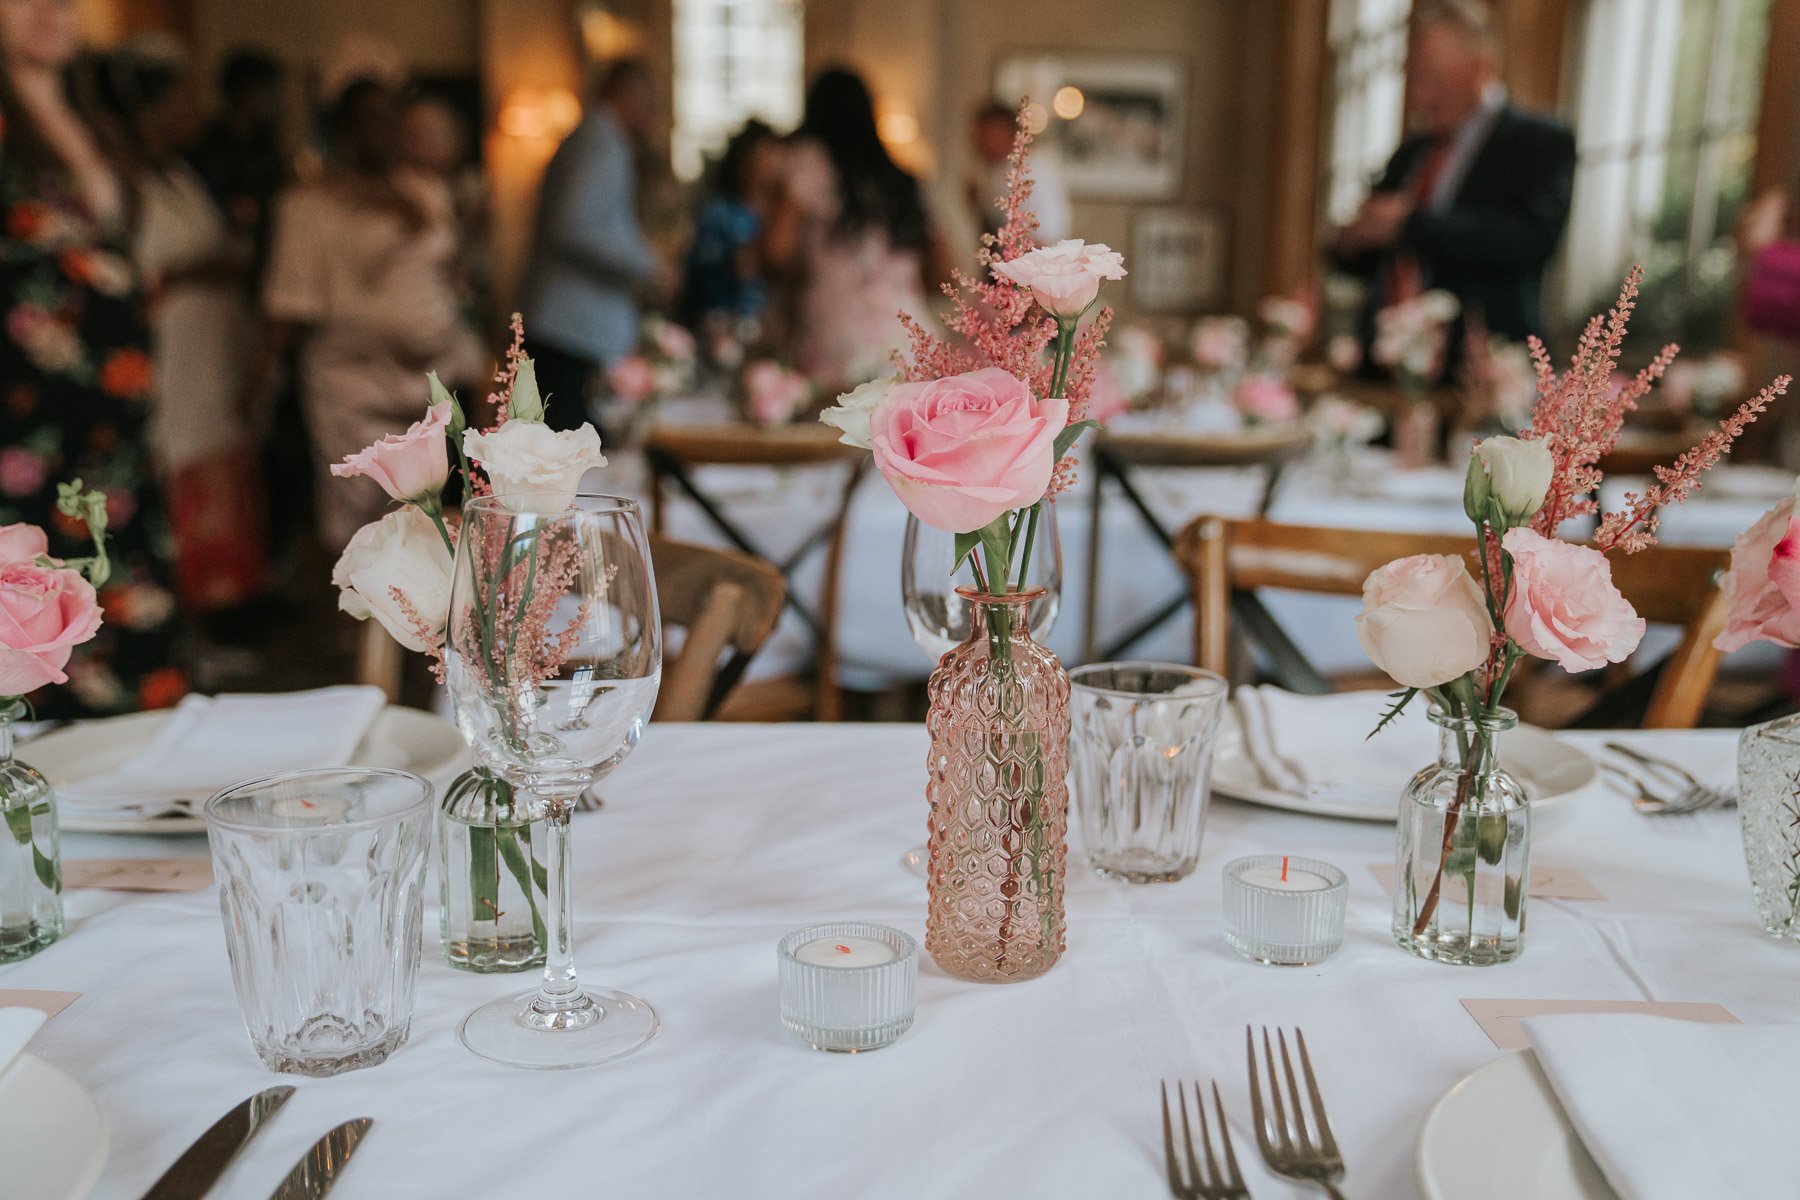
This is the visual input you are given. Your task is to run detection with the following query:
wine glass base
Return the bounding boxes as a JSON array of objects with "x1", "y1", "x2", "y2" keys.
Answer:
[
  {"x1": 900, "y1": 843, "x2": 928, "y2": 879},
  {"x1": 459, "y1": 986, "x2": 659, "y2": 1069}
]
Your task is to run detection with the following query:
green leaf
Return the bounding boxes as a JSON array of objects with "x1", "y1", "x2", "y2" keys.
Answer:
[
  {"x1": 429, "y1": 372, "x2": 466, "y2": 437},
  {"x1": 977, "y1": 515, "x2": 1014, "y2": 589},
  {"x1": 1053, "y1": 419, "x2": 1098, "y2": 463},
  {"x1": 951, "y1": 530, "x2": 981, "y2": 573},
  {"x1": 508, "y1": 356, "x2": 546, "y2": 423},
  {"x1": 1367, "y1": 687, "x2": 1419, "y2": 739}
]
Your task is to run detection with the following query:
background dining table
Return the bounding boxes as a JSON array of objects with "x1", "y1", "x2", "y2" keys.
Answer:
[{"x1": 0, "y1": 720, "x2": 1784, "y2": 1199}]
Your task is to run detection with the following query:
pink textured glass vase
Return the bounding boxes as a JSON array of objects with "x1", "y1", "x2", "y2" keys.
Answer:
[{"x1": 925, "y1": 587, "x2": 1070, "y2": 982}]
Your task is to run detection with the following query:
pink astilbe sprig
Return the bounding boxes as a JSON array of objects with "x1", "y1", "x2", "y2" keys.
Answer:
[
  {"x1": 487, "y1": 312, "x2": 529, "y2": 429},
  {"x1": 895, "y1": 105, "x2": 1109, "y2": 496}
]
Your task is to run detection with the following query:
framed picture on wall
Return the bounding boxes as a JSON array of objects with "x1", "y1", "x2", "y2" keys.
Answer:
[
  {"x1": 1130, "y1": 208, "x2": 1227, "y2": 312},
  {"x1": 993, "y1": 53, "x2": 1187, "y2": 200}
]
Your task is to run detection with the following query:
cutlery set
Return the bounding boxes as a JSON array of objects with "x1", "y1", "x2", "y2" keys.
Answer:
[
  {"x1": 1601, "y1": 742, "x2": 1736, "y2": 814},
  {"x1": 1162, "y1": 1026, "x2": 1346, "y2": 1199},
  {"x1": 139, "y1": 1086, "x2": 371, "y2": 1200}
]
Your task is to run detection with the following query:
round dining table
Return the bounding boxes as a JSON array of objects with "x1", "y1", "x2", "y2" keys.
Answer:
[{"x1": 1, "y1": 720, "x2": 1782, "y2": 1199}]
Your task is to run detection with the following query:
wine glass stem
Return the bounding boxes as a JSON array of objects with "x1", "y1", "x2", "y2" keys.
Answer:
[{"x1": 531, "y1": 799, "x2": 588, "y2": 1018}]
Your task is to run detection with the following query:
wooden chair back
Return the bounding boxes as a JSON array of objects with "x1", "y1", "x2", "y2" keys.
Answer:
[
  {"x1": 650, "y1": 535, "x2": 787, "y2": 722},
  {"x1": 644, "y1": 422, "x2": 866, "y2": 720},
  {"x1": 1172, "y1": 515, "x2": 1730, "y2": 729}
]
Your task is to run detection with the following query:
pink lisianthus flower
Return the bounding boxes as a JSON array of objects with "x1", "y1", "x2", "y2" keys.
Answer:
[
  {"x1": 1501, "y1": 529, "x2": 1645, "y2": 671},
  {"x1": 990, "y1": 239, "x2": 1126, "y2": 318},
  {"x1": 330, "y1": 401, "x2": 452, "y2": 505},
  {"x1": 1714, "y1": 493, "x2": 1800, "y2": 651},
  {"x1": 869, "y1": 367, "x2": 1067, "y2": 534},
  {"x1": 0, "y1": 561, "x2": 103, "y2": 694},
  {"x1": 1232, "y1": 374, "x2": 1300, "y2": 424}
]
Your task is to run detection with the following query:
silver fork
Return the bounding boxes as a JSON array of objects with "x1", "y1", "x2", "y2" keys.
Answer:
[
  {"x1": 1246, "y1": 1027, "x2": 1345, "y2": 1199},
  {"x1": 1161, "y1": 1080, "x2": 1250, "y2": 1199},
  {"x1": 1602, "y1": 746, "x2": 1734, "y2": 814}
]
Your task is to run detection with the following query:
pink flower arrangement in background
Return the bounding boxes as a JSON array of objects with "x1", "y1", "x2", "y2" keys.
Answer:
[
  {"x1": 1232, "y1": 374, "x2": 1301, "y2": 424},
  {"x1": 743, "y1": 360, "x2": 813, "y2": 427},
  {"x1": 607, "y1": 354, "x2": 657, "y2": 404},
  {"x1": 1190, "y1": 316, "x2": 1250, "y2": 373},
  {"x1": 1085, "y1": 362, "x2": 1131, "y2": 426}
]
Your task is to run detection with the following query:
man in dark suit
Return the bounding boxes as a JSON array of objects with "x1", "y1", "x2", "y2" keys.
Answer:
[{"x1": 1335, "y1": 0, "x2": 1576, "y2": 357}]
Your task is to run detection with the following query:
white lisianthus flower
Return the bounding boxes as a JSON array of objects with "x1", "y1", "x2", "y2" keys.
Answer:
[
  {"x1": 332, "y1": 508, "x2": 454, "y2": 652},
  {"x1": 464, "y1": 421, "x2": 608, "y2": 513},
  {"x1": 1466, "y1": 435, "x2": 1554, "y2": 526},
  {"x1": 818, "y1": 375, "x2": 897, "y2": 449}
]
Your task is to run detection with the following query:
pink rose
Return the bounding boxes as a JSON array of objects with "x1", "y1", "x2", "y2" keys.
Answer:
[
  {"x1": 330, "y1": 401, "x2": 451, "y2": 503},
  {"x1": 1715, "y1": 496, "x2": 1800, "y2": 651},
  {"x1": 869, "y1": 367, "x2": 1068, "y2": 533},
  {"x1": 607, "y1": 354, "x2": 657, "y2": 403},
  {"x1": 990, "y1": 239, "x2": 1126, "y2": 318},
  {"x1": 1233, "y1": 375, "x2": 1300, "y2": 423},
  {"x1": 0, "y1": 562, "x2": 103, "y2": 694},
  {"x1": 1501, "y1": 529, "x2": 1645, "y2": 671},
  {"x1": 0, "y1": 522, "x2": 47, "y2": 563},
  {"x1": 1355, "y1": 554, "x2": 1492, "y2": 688},
  {"x1": 744, "y1": 361, "x2": 810, "y2": 426}
]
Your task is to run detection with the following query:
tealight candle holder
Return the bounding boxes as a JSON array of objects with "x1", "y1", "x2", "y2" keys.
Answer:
[
  {"x1": 777, "y1": 921, "x2": 918, "y2": 1052},
  {"x1": 1222, "y1": 855, "x2": 1348, "y2": 966}
]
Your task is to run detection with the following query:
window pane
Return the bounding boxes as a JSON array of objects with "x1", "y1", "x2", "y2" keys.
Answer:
[{"x1": 672, "y1": 0, "x2": 804, "y2": 180}]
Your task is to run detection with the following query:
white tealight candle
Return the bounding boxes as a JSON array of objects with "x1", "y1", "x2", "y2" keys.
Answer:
[
  {"x1": 1237, "y1": 863, "x2": 1332, "y2": 892},
  {"x1": 1222, "y1": 855, "x2": 1349, "y2": 966},
  {"x1": 793, "y1": 936, "x2": 900, "y2": 968}
]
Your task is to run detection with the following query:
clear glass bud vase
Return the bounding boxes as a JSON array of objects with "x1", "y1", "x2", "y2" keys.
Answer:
[
  {"x1": 1737, "y1": 712, "x2": 1800, "y2": 940},
  {"x1": 439, "y1": 767, "x2": 548, "y2": 973},
  {"x1": 925, "y1": 587, "x2": 1070, "y2": 982},
  {"x1": 0, "y1": 703, "x2": 61, "y2": 963},
  {"x1": 1392, "y1": 707, "x2": 1529, "y2": 965}
]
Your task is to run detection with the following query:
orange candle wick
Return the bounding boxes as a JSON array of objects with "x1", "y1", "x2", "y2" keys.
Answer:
[
  {"x1": 1281, "y1": 856, "x2": 1289, "y2": 882},
  {"x1": 834, "y1": 944, "x2": 852, "y2": 955}
]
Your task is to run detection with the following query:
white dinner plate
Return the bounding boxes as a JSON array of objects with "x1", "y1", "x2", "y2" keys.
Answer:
[
  {"x1": 1211, "y1": 709, "x2": 1598, "y2": 821},
  {"x1": 1417, "y1": 1050, "x2": 1617, "y2": 1200},
  {"x1": 33, "y1": 706, "x2": 467, "y2": 834},
  {"x1": 0, "y1": 1054, "x2": 108, "y2": 1200}
]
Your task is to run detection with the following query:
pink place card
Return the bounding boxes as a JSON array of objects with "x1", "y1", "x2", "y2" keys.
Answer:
[
  {"x1": 1367, "y1": 863, "x2": 1605, "y2": 901},
  {"x1": 63, "y1": 858, "x2": 212, "y2": 892},
  {"x1": 0, "y1": 990, "x2": 79, "y2": 1019},
  {"x1": 1461, "y1": 998, "x2": 1739, "y2": 1050}
]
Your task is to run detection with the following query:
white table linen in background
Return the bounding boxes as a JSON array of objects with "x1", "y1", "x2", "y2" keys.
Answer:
[
  {"x1": 1523, "y1": 1014, "x2": 1800, "y2": 1200},
  {"x1": 1, "y1": 722, "x2": 1789, "y2": 1199}
]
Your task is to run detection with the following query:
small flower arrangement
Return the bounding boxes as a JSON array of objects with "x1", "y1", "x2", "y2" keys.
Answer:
[
  {"x1": 1372, "y1": 289, "x2": 1460, "y2": 397},
  {"x1": 741, "y1": 359, "x2": 814, "y2": 427},
  {"x1": 1364, "y1": 268, "x2": 1789, "y2": 940},
  {"x1": 0, "y1": 483, "x2": 109, "y2": 702},
  {"x1": 603, "y1": 315, "x2": 699, "y2": 442}
]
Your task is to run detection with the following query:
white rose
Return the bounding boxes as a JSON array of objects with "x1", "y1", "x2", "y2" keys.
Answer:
[
  {"x1": 332, "y1": 508, "x2": 454, "y2": 653},
  {"x1": 1467, "y1": 435, "x2": 1554, "y2": 525},
  {"x1": 819, "y1": 375, "x2": 897, "y2": 449},
  {"x1": 1354, "y1": 554, "x2": 1492, "y2": 689},
  {"x1": 464, "y1": 421, "x2": 608, "y2": 513}
]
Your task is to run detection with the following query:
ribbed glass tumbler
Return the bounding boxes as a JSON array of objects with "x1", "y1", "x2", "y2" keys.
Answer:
[
  {"x1": 777, "y1": 922, "x2": 918, "y2": 1052},
  {"x1": 1222, "y1": 855, "x2": 1349, "y2": 966}
]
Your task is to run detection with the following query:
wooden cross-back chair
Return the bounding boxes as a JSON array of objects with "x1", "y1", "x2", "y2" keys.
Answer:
[
  {"x1": 643, "y1": 422, "x2": 866, "y2": 720},
  {"x1": 1171, "y1": 515, "x2": 1731, "y2": 729},
  {"x1": 354, "y1": 535, "x2": 786, "y2": 721},
  {"x1": 1081, "y1": 424, "x2": 1315, "y2": 663}
]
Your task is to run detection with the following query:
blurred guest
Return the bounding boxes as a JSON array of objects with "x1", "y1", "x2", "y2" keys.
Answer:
[
  {"x1": 966, "y1": 99, "x2": 1069, "y2": 243},
  {"x1": 95, "y1": 38, "x2": 265, "y2": 613},
  {"x1": 0, "y1": 0, "x2": 185, "y2": 714},
  {"x1": 1333, "y1": 0, "x2": 1574, "y2": 367},
  {"x1": 187, "y1": 48, "x2": 284, "y2": 283},
  {"x1": 400, "y1": 91, "x2": 490, "y2": 323},
  {"x1": 520, "y1": 58, "x2": 673, "y2": 431},
  {"x1": 681, "y1": 118, "x2": 776, "y2": 331},
  {"x1": 763, "y1": 67, "x2": 947, "y2": 391},
  {"x1": 261, "y1": 77, "x2": 483, "y2": 551}
]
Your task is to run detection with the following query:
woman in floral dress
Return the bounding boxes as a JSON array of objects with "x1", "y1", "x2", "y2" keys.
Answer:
[{"x1": 0, "y1": 0, "x2": 185, "y2": 715}]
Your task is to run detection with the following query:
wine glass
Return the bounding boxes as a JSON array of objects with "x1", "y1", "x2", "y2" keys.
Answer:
[
  {"x1": 445, "y1": 493, "x2": 662, "y2": 1069},
  {"x1": 897, "y1": 503, "x2": 1062, "y2": 876}
]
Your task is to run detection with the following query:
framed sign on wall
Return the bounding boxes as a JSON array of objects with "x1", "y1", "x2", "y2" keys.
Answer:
[
  {"x1": 1130, "y1": 208, "x2": 1228, "y2": 312},
  {"x1": 993, "y1": 53, "x2": 1187, "y2": 201}
]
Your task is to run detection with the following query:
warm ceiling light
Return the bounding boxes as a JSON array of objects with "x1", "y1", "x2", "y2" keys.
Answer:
[
  {"x1": 581, "y1": 7, "x2": 647, "y2": 59},
  {"x1": 878, "y1": 111, "x2": 920, "y2": 145},
  {"x1": 1021, "y1": 101, "x2": 1049, "y2": 135},
  {"x1": 1052, "y1": 85, "x2": 1085, "y2": 120}
]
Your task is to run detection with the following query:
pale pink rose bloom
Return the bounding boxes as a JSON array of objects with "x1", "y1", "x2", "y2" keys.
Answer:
[
  {"x1": 990, "y1": 239, "x2": 1127, "y2": 318},
  {"x1": 332, "y1": 507, "x2": 454, "y2": 653},
  {"x1": 0, "y1": 522, "x2": 47, "y2": 563},
  {"x1": 1501, "y1": 528, "x2": 1645, "y2": 671},
  {"x1": 1233, "y1": 375, "x2": 1300, "y2": 423},
  {"x1": 1086, "y1": 363, "x2": 1129, "y2": 425},
  {"x1": 1355, "y1": 554, "x2": 1492, "y2": 688},
  {"x1": 330, "y1": 401, "x2": 452, "y2": 503},
  {"x1": 869, "y1": 367, "x2": 1067, "y2": 534},
  {"x1": 607, "y1": 354, "x2": 658, "y2": 403},
  {"x1": 744, "y1": 361, "x2": 810, "y2": 426},
  {"x1": 0, "y1": 562, "x2": 103, "y2": 694},
  {"x1": 1714, "y1": 496, "x2": 1800, "y2": 651}
]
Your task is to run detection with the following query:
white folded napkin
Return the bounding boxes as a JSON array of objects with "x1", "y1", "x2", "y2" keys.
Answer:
[
  {"x1": 1523, "y1": 1014, "x2": 1800, "y2": 1200},
  {"x1": 57, "y1": 687, "x2": 388, "y2": 817},
  {"x1": 0, "y1": 1006, "x2": 46, "y2": 1089},
  {"x1": 1233, "y1": 686, "x2": 1436, "y2": 806}
]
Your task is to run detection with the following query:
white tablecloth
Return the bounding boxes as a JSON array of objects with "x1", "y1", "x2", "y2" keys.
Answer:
[{"x1": 2, "y1": 722, "x2": 1787, "y2": 1199}]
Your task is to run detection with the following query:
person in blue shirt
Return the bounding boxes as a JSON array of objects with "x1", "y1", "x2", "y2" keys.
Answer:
[{"x1": 682, "y1": 119, "x2": 777, "y2": 331}]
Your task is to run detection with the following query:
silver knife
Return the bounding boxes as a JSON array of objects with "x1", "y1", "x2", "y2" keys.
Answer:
[
  {"x1": 267, "y1": 1118, "x2": 373, "y2": 1200},
  {"x1": 140, "y1": 1085, "x2": 295, "y2": 1200}
]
